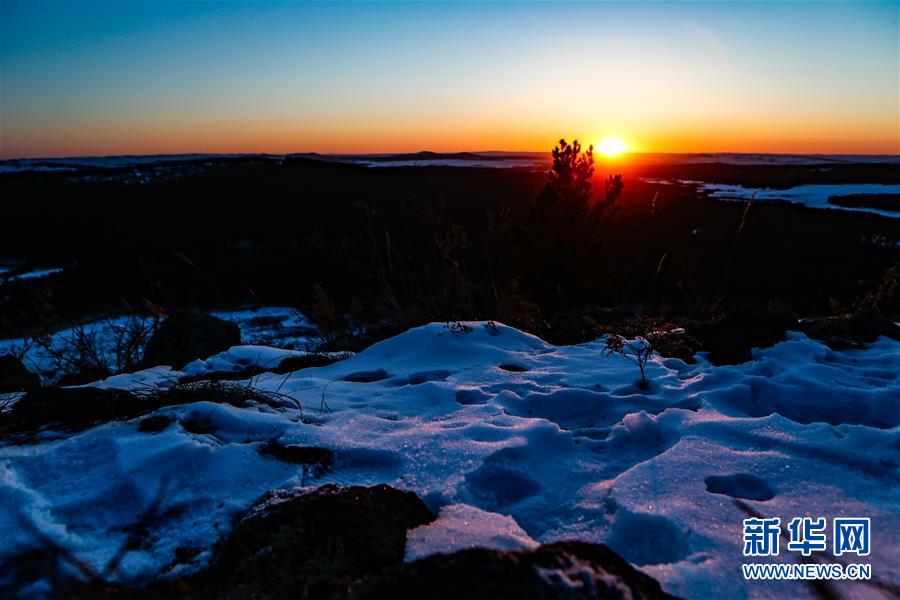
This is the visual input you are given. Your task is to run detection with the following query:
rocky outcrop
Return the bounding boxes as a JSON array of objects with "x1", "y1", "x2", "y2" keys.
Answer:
[
  {"x1": 30, "y1": 484, "x2": 677, "y2": 600},
  {"x1": 258, "y1": 443, "x2": 334, "y2": 477},
  {"x1": 351, "y1": 540, "x2": 678, "y2": 600},
  {"x1": 56, "y1": 365, "x2": 112, "y2": 387},
  {"x1": 0, "y1": 386, "x2": 145, "y2": 435},
  {"x1": 0, "y1": 380, "x2": 284, "y2": 437},
  {"x1": 140, "y1": 311, "x2": 241, "y2": 370},
  {"x1": 199, "y1": 484, "x2": 434, "y2": 598},
  {"x1": 688, "y1": 301, "x2": 797, "y2": 365},
  {"x1": 0, "y1": 354, "x2": 40, "y2": 393}
]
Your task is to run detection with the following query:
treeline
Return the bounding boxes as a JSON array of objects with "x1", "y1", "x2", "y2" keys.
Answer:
[{"x1": 1, "y1": 142, "x2": 898, "y2": 342}]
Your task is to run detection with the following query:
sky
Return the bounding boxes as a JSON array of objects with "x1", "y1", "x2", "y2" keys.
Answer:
[{"x1": 1, "y1": 1, "x2": 898, "y2": 159}]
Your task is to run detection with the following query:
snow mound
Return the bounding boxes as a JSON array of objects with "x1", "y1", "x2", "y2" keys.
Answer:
[
  {"x1": 1, "y1": 321, "x2": 898, "y2": 598},
  {"x1": 405, "y1": 503, "x2": 538, "y2": 561}
]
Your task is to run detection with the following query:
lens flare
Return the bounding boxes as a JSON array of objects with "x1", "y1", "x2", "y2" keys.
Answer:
[{"x1": 597, "y1": 137, "x2": 628, "y2": 157}]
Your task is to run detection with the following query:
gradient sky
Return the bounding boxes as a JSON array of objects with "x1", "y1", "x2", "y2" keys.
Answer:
[{"x1": 1, "y1": 1, "x2": 898, "y2": 158}]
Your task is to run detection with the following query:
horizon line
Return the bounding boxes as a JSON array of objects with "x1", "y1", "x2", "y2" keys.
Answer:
[{"x1": 3, "y1": 149, "x2": 900, "y2": 163}]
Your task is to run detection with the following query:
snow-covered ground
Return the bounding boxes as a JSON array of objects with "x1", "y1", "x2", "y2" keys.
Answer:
[
  {"x1": 1, "y1": 322, "x2": 897, "y2": 597},
  {"x1": 643, "y1": 179, "x2": 900, "y2": 219},
  {"x1": 352, "y1": 157, "x2": 548, "y2": 169},
  {"x1": 0, "y1": 266, "x2": 66, "y2": 286},
  {"x1": 634, "y1": 153, "x2": 900, "y2": 166},
  {"x1": 697, "y1": 183, "x2": 900, "y2": 219},
  {"x1": 0, "y1": 306, "x2": 317, "y2": 384}
]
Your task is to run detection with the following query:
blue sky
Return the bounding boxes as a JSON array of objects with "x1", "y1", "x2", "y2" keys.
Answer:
[{"x1": 1, "y1": 1, "x2": 898, "y2": 157}]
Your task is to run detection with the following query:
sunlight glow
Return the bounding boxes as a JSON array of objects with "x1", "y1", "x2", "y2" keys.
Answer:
[{"x1": 597, "y1": 137, "x2": 628, "y2": 157}]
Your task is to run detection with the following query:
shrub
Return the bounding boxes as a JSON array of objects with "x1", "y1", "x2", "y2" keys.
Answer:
[
  {"x1": 859, "y1": 262, "x2": 900, "y2": 319},
  {"x1": 604, "y1": 334, "x2": 654, "y2": 390},
  {"x1": 31, "y1": 313, "x2": 160, "y2": 383}
]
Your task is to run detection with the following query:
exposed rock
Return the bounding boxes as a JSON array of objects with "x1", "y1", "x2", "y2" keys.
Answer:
[
  {"x1": 19, "y1": 486, "x2": 677, "y2": 600},
  {"x1": 688, "y1": 301, "x2": 797, "y2": 365},
  {"x1": 57, "y1": 365, "x2": 113, "y2": 387},
  {"x1": 1, "y1": 380, "x2": 288, "y2": 437},
  {"x1": 258, "y1": 442, "x2": 333, "y2": 477},
  {"x1": 798, "y1": 310, "x2": 900, "y2": 349},
  {"x1": 179, "y1": 413, "x2": 216, "y2": 435},
  {"x1": 0, "y1": 354, "x2": 40, "y2": 393},
  {"x1": 200, "y1": 483, "x2": 434, "y2": 598},
  {"x1": 0, "y1": 387, "x2": 145, "y2": 435},
  {"x1": 350, "y1": 540, "x2": 678, "y2": 600},
  {"x1": 137, "y1": 414, "x2": 175, "y2": 433},
  {"x1": 140, "y1": 311, "x2": 241, "y2": 370}
]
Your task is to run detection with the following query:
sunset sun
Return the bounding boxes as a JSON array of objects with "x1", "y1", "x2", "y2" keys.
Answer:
[{"x1": 597, "y1": 136, "x2": 628, "y2": 157}]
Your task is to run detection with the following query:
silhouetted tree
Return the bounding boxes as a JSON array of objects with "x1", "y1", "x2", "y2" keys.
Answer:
[
  {"x1": 599, "y1": 174, "x2": 624, "y2": 221},
  {"x1": 536, "y1": 139, "x2": 595, "y2": 223},
  {"x1": 527, "y1": 139, "x2": 623, "y2": 311}
]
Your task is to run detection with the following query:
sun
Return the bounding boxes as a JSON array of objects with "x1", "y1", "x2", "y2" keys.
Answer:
[{"x1": 596, "y1": 136, "x2": 628, "y2": 158}]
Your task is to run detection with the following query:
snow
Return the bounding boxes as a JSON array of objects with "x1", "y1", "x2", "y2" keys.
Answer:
[
  {"x1": 180, "y1": 345, "x2": 304, "y2": 379},
  {"x1": 0, "y1": 267, "x2": 65, "y2": 284},
  {"x1": 356, "y1": 158, "x2": 546, "y2": 169},
  {"x1": 698, "y1": 182, "x2": 900, "y2": 218},
  {"x1": 1, "y1": 322, "x2": 898, "y2": 598},
  {"x1": 635, "y1": 153, "x2": 900, "y2": 166},
  {"x1": 0, "y1": 154, "x2": 277, "y2": 172},
  {"x1": 405, "y1": 503, "x2": 538, "y2": 560},
  {"x1": 643, "y1": 179, "x2": 900, "y2": 218},
  {"x1": 0, "y1": 306, "x2": 316, "y2": 384}
]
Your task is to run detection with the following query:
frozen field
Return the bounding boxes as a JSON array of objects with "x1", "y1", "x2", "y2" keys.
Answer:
[
  {"x1": 696, "y1": 183, "x2": 900, "y2": 219},
  {"x1": 643, "y1": 179, "x2": 900, "y2": 218},
  {"x1": 1, "y1": 322, "x2": 897, "y2": 598}
]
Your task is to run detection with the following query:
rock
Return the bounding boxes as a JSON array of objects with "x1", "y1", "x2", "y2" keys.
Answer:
[
  {"x1": 178, "y1": 413, "x2": 216, "y2": 435},
  {"x1": 258, "y1": 442, "x2": 333, "y2": 477},
  {"x1": 56, "y1": 365, "x2": 112, "y2": 387},
  {"x1": 139, "y1": 311, "x2": 241, "y2": 370},
  {"x1": 137, "y1": 414, "x2": 175, "y2": 433},
  {"x1": 350, "y1": 540, "x2": 677, "y2": 600},
  {"x1": 689, "y1": 301, "x2": 797, "y2": 365},
  {"x1": 26, "y1": 487, "x2": 676, "y2": 600},
  {"x1": 201, "y1": 484, "x2": 434, "y2": 598},
  {"x1": 0, "y1": 354, "x2": 40, "y2": 393},
  {"x1": 1, "y1": 379, "x2": 291, "y2": 437},
  {"x1": 0, "y1": 387, "x2": 145, "y2": 435},
  {"x1": 798, "y1": 310, "x2": 900, "y2": 349}
]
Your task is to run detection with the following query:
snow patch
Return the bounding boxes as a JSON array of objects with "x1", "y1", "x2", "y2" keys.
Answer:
[{"x1": 405, "y1": 503, "x2": 538, "y2": 561}]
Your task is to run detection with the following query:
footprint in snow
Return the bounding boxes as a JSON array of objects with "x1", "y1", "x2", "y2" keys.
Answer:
[{"x1": 342, "y1": 369, "x2": 391, "y2": 383}]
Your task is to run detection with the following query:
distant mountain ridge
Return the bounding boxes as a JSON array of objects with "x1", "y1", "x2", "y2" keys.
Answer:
[{"x1": 2, "y1": 151, "x2": 899, "y2": 174}]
